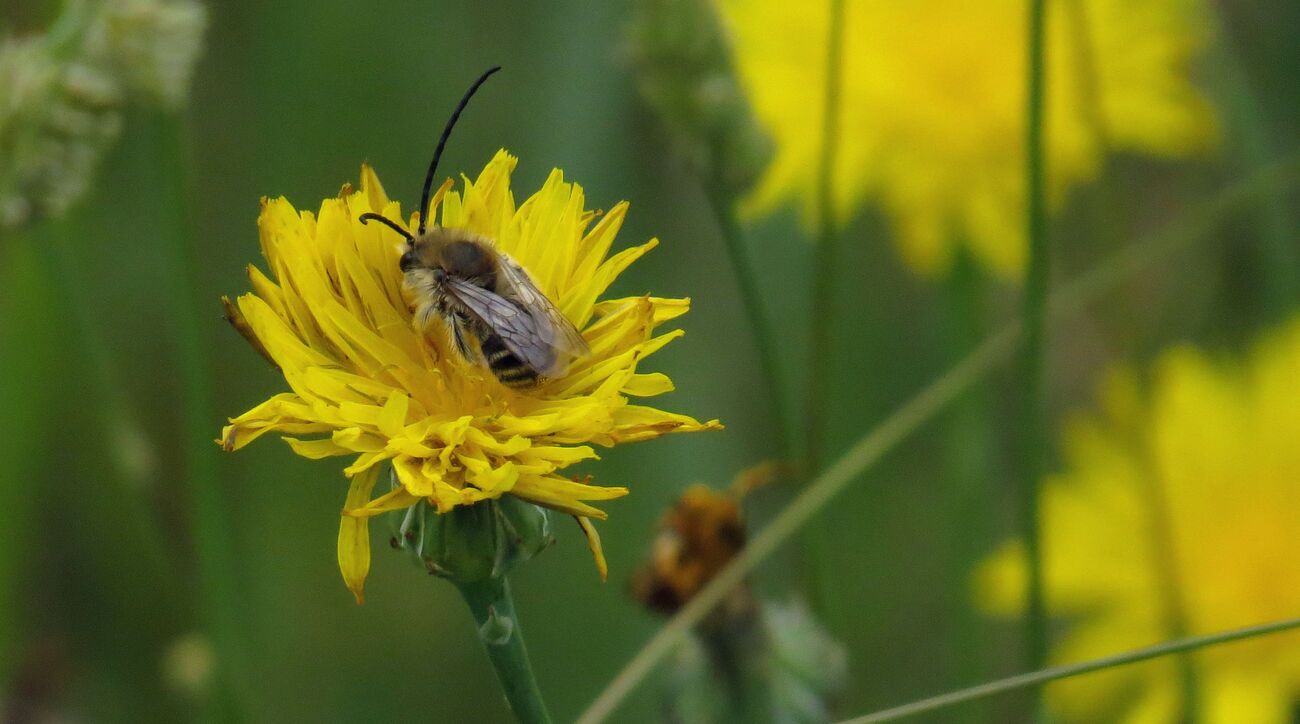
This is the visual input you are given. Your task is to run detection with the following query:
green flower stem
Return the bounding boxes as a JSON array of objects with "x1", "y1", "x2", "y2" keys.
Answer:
[
  {"x1": 454, "y1": 577, "x2": 553, "y2": 724},
  {"x1": 27, "y1": 217, "x2": 184, "y2": 602},
  {"x1": 839, "y1": 615, "x2": 1300, "y2": 724},
  {"x1": 1017, "y1": 0, "x2": 1051, "y2": 695},
  {"x1": 574, "y1": 151, "x2": 1300, "y2": 724},
  {"x1": 704, "y1": 188, "x2": 791, "y2": 458},
  {"x1": 18, "y1": 217, "x2": 192, "y2": 714},
  {"x1": 1136, "y1": 452, "x2": 1201, "y2": 721},
  {"x1": 1205, "y1": 4, "x2": 1299, "y2": 316},
  {"x1": 151, "y1": 113, "x2": 252, "y2": 719},
  {"x1": 0, "y1": 236, "x2": 56, "y2": 677},
  {"x1": 938, "y1": 248, "x2": 997, "y2": 705},
  {"x1": 806, "y1": 0, "x2": 847, "y2": 475},
  {"x1": 39, "y1": 221, "x2": 156, "y2": 488},
  {"x1": 801, "y1": 0, "x2": 848, "y2": 623}
]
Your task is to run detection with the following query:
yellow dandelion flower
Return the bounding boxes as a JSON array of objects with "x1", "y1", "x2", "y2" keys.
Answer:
[
  {"x1": 715, "y1": 0, "x2": 1217, "y2": 278},
  {"x1": 220, "y1": 149, "x2": 720, "y2": 602},
  {"x1": 975, "y1": 316, "x2": 1300, "y2": 722}
]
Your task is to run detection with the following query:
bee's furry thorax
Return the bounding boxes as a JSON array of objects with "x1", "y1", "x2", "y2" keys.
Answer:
[{"x1": 399, "y1": 227, "x2": 589, "y2": 388}]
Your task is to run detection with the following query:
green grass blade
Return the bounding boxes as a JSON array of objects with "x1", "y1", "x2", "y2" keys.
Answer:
[
  {"x1": 806, "y1": 0, "x2": 847, "y2": 475},
  {"x1": 704, "y1": 189, "x2": 793, "y2": 458},
  {"x1": 838, "y1": 616, "x2": 1300, "y2": 724},
  {"x1": 802, "y1": 0, "x2": 850, "y2": 626},
  {"x1": 1016, "y1": 0, "x2": 1051, "y2": 695},
  {"x1": 1205, "y1": 3, "x2": 1299, "y2": 316},
  {"x1": 151, "y1": 113, "x2": 254, "y2": 720},
  {"x1": 0, "y1": 236, "x2": 57, "y2": 680}
]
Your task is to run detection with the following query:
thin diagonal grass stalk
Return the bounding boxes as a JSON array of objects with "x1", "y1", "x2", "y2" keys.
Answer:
[
  {"x1": 837, "y1": 616, "x2": 1300, "y2": 724},
  {"x1": 574, "y1": 157, "x2": 1300, "y2": 724}
]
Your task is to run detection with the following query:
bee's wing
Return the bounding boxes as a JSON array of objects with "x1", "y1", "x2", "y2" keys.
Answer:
[
  {"x1": 443, "y1": 268, "x2": 587, "y2": 378},
  {"x1": 494, "y1": 254, "x2": 589, "y2": 364}
]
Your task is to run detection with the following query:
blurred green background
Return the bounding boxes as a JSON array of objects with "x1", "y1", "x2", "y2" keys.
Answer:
[{"x1": 2, "y1": 0, "x2": 1299, "y2": 721}]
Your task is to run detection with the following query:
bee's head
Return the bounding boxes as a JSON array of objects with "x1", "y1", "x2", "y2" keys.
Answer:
[
  {"x1": 399, "y1": 245, "x2": 419, "y2": 273},
  {"x1": 402, "y1": 229, "x2": 496, "y2": 283}
]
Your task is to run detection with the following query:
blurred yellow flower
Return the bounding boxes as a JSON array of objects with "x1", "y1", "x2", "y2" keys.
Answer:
[
  {"x1": 715, "y1": 0, "x2": 1216, "y2": 278},
  {"x1": 221, "y1": 150, "x2": 720, "y2": 601},
  {"x1": 975, "y1": 316, "x2": 1300, "y2": 722}
]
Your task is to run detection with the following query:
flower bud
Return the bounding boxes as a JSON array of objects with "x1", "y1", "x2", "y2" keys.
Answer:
[
  {"x1": 392, "y1": 496, "x2": 555, "y2": 585},
  {"x1": 627, "y1": 0, "x2": 772, "y2": 199}
]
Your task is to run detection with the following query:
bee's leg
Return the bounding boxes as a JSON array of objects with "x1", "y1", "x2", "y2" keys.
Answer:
[{"x1": 449, "y1": 313, "x2": 480, "y2": 364}]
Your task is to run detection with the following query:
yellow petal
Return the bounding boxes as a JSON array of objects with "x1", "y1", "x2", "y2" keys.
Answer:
[
  {"x1": 337, "y1": 465, "x2": 382, "y2": 604},
  {"x1": 622, "y1": 372, "x2": 675, "y2": 397},
  {"x1": 572, "y1": 202, "x2": 629, "y2": 284},
  {"x1": 284, "y1": 437, "x2": 353, "y2": 459},
  {"x1": 563, "y1": 238, "x2": 659, "y2": 326},
  {"x1": 603, "y1": 405, "x2": 723, "y2": 444},
  {"x1": 378, "y1": 391, "x2": 411, "y2": 439},
  {"x1": 459, "y1": 456, "x2": 520, "y2": 494},
  {"x1": 358, "y1": 163, "x2": 389, "y2": 212},
  {"x1": 575, "y1": 516, "x2": 608, "y2": 582},
  {"x1": 513, "y1": 474, "x2": 628, "y2": 518},
  {"x1": 343, "y1": 485, "x2": 420, "y2": 518}
]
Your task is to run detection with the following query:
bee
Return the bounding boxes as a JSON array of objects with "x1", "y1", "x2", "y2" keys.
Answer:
[
  {"x1": 399, "y1": 228, "x2": 588, "y2": 387},
  {"x1": 359, "y1": 67, "x2": 588, "y2": 388}
]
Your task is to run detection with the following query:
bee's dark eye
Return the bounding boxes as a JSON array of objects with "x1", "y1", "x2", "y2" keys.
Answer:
[{"x1": 399, "y1": 250, "x2": 417, "y2": 272}]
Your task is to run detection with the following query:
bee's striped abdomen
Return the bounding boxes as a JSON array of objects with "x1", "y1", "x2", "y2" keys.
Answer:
[{"x1": 480, "y1": 332, "x2": 539, "y2": 388}]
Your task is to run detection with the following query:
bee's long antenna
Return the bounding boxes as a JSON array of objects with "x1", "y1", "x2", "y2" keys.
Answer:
[
  {"x1": 359, "y1": 212, "x2": 415, "y2": 242},
  {"x1": 418, "y1": 65, "x2": 502, "y2": 235}
]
